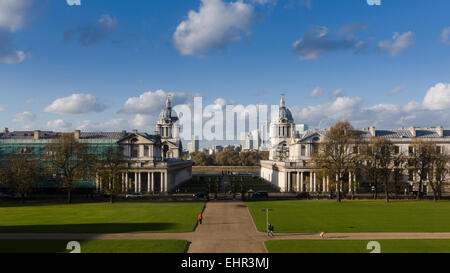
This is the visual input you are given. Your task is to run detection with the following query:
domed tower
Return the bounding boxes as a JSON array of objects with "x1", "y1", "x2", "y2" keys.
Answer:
[
  {"x1": 278, "y1": 94, "x2": 294, "y2": 138},
  {"x1": 269, "y1": 94, "x2": 295, "y2": 160},
  {"x1": 156, "y1": 95, "x2": 179, "y2": 139},
  {"x1": 156, "y1": 95, "x2": 182, "y2": 159}
]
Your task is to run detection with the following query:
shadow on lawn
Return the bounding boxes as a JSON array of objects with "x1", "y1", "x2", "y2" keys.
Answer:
[{"x1": 0, "y1": 223, "x2": 177, "y2": 233}]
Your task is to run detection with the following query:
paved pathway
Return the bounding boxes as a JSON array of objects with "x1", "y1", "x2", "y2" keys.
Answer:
[{"x1": 2, "y1": 201, "x2": 450, "y2": 253}]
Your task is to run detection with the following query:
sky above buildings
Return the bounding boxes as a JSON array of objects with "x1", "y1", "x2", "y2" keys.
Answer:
[{"x1": 0, "y1": 0, "x2": 449, "y2": 138}]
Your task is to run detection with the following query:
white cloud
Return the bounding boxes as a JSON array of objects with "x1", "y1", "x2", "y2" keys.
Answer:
[
  {"x1": 289, "y1": 83, "x2": 450, "y2": 129},
  {"x1": 389, "y1": 86, "x2": 405, "y2": 96},
  {"x1": 0, "y1": 105, "x2": 4, "y2": 111},
  {"x1": 45, "y1": 94, "x2": 107, "y2": 115},
  {"x1": 331, "y1": 88, "x2": 344, "y2": 97},
  {"x1": 0, "y1": 0, "x2": 31, "y2": 32},
  {"x1": 293, "y1": 26, "x2": 361, "y2": 60},
  {"x1": 64, "y1": 14, "x2": 118, "y2": 47},
  {"x1": 378, "y1": 31, "x2": 414, "y2": 56},
  {"x1": 119, "y1": 89, "x2": 191, "y2": 115},
  {"x1": 76, "y1": 118, "x2": 129, "y2": 131},
  {"x1": 292, "y1": 96, "x2": 364, "y2": 127},
  {"x1": 251, "y1": 0, "x2": 276, "y2": 4},
  {"x1": 66, "y1": 0, "x2": 81, "y2": 6},
  {"x1": 308, "y1": 86, "x2": 324, "y2": 98},
  {"x1": 130, "y1": 114, "x2": 155, "y2": 130},
  {"x1": 441, "y1": 27, "x2": 450, "y2": 46},
  {"x1": 0, "y1": 0, "x2": 30, "y2": 64},
  {"x1": 46, "y1": 119, "x2": 73, "y2": 132},
  {"x1": 173, "y1": 0, "x2": 254, "y2": 56},
  {"x1": 12, "y1": 111, "x2": 36, "y2": 123},
  {"x1": 423, "y1": 83, "x2": 450, "y2": 111}
]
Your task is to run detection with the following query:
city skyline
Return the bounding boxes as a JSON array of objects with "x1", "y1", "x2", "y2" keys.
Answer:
[{"x1": 0, "y1": 0, "x2": 449, "y2": 134}]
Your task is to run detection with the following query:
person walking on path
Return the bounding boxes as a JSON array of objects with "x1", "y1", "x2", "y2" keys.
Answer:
[
  {"x1": 198, "y1": 214, "x2": 203, "y2": 225},
  {"x1": 268, "y1": 224, "x2": 274, "y2": 237}
]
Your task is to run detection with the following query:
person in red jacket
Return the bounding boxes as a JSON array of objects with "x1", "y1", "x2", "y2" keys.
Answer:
[{"x1": 198, "y1": 214, "x2": 203, "y2": 225}]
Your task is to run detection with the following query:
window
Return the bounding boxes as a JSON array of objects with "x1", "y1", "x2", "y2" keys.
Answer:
[
  {"x1": 394, "y1": 146, "x2": 400, "y2": 154},
  {"x1": 408, "y1": 146, "x2": 414, "y2": 154},
  {"x1": 436, "y1": 146, "x2": 442, "y2": 154},
  {"x1": 144, "y1": 146, "x2": 149, "y2": 157},
  {"x1": 301, "y1": 145, "x2": 306, "y2": 156}
]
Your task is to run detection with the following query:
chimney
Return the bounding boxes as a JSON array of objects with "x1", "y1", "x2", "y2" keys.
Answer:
[
  {"x1": 3, "y1": 128, "x2": 8, "y2": 134},
  {"x1": 436, "y1": 126, "x2": 444, "y2": 137},
  {"x1": 409, "y1": 126, "x2": 417, "y2": 137},
  {"x1": 74, "y1": 130, "x2": 81, "y2": 140},
  {"x1": 369, "y1": 126, "x2": 376, "y2": 137},
  {"x1": 34, "y1": 130, "x2": 41, "y2": 140}
]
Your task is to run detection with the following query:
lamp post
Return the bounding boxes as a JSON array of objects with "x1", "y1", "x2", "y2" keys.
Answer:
[{"x1": 262, "y1": 208, "x2": 273, "y2": 234}]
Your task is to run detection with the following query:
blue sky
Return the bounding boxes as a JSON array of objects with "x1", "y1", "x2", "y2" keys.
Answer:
[{"x1": 0, "y1": 0, "x2": 449, "y2": 136}]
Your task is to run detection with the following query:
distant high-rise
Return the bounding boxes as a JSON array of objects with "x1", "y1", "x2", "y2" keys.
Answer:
[
  {"x1": 187, "y1": 135, "x2": 199, "y2": 153},
  {"x1": 295, "y1": 124, "x2": 309, "y2": 136}
]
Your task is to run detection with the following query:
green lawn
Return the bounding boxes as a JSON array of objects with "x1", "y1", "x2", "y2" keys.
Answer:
[
  {"x1": 0, "y1": 201, "x2": 204, "y2": 233},
  {"x1": 265, "y1": 239, "x2": 450, "y2": 253},
  {"x1": 247, "y1": 200, "x2": 450, "y2": 233},
  {"x1": 0, "y1": 239, "x2": 188, "y2": 253}
]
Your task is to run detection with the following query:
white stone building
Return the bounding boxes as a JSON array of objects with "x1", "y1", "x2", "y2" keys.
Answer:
[{"x1": 260, "y1": 95, "x2": 450, "y2": 195}]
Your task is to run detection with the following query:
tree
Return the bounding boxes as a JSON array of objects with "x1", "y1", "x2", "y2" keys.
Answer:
[
  {"x1": 408, "y1": 139, "x2": 436, "y2": 200},
  {"x1": 428, "y1": 148, "x2": 449, "y2": 202},
  {"x1": 368, "y1": 138, "x2": 403, "y2": 202},
  {"x1": 97, "y1": 146, "x2": 125, "y2": 203},
  {"x1": 215, "y1": 149, "x2": 240, "y2": 166},
  {"x1": 45, "y1": 134, "x2": 96, "y2": 204},
  {"x1": 312, "y1": 121, "x2": 363, "y2": 202},
  {"x1": 1, "y1": 153, "x2": 43, "y2": 203},
  {"x1": 189, "y1": 151, "x2": 214, "y2": 166}
]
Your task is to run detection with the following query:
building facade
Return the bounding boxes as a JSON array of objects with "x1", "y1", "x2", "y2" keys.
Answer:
[
  {"x1": 0, "y1": 97, "x2": 192, "y2": 193},
  {"x1": 260, "y1": 95, "x2": 450, "y2": 195}
]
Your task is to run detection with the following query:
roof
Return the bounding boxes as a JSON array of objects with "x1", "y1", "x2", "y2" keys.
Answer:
[
  {"x1": 0, "y1": 131, "x2": 139, "y2": 141},
  {"x1": 296, "y1": 128, "x2": 450, "y2": 140}
]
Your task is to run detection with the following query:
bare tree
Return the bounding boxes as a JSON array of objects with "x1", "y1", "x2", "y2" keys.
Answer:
[
  {"x1": 428, "y1": 148, "x2": 449, "y2": 202},
  {"x1": 45, "y1": 134, "x2": 96, "y2": 204},
  {"x1": 97, "y1": 146, "x2": 125, "y2": 203},
  {"x1": 408, "y1": 139, "x2": 436, "y2": 200},
  {"x1": 368, "y1": 138, "x2": 402, "y2": 203},
  {"x1": 1, "y1": 153, "x2": 43, "y2": 203},
  {"x1": 313, "y1": 121, "x2": 363, "y2": 202}
]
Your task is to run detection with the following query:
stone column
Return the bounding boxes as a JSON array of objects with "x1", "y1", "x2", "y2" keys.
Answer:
[
  {"x1": 125, "y1": 172, "x2": 128, "y2": 192},
  {"x1": 349, "y1": 172, "x2": 352, "y2": 193},
  {"x1": 138, "y1": 172, "x2": 142, "y2": 192},
  {"x1": 134, "y1": 172, "x2": 138, "y2": 193},
  {"x1": 322, "y1": 177, "x2": 326, "y2": 193},
  {"x1": 121, "y1": 172, "x2": 125, "y2": 193},
  {"x1": 313, "y1": 172, "x2": 316, "y2": 192},
  {"x1": 147, "y1": 172, "x2": 151, "y2": 193},
  {"x1": 296, "y1": 172, "x2": 300, "y2": 192},
  {"x1": 300, "y1": 172, "x2": 304, "y2": 192},
  {"x1": 287, "y1": 172, "x2": 291, "y2": 192},
  {"x1": 165, "y1": 171, "x2": 168, "y2": 193},
  {"x1": 160, "y1": 172, "x2": 164, "y2": 192},
  {"x1": 151, "y1": 172, "x2": 155, "y2": 193},
  {"x1": 309, "y1": 173, "x2": 313, "y2": 193},
  {"x1": 326, "y1": 176, "x2": 330, "y2": 192},
  {"x1": 95, "y1": 174, "x2": 99, "y2": 192}
]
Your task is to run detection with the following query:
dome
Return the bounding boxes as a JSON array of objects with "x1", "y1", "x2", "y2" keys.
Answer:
[{"x1": 279, "y1": 106, "x2": 294, "y2": 123}]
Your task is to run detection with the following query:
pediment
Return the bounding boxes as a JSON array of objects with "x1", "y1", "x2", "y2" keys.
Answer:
[{"x1": 118, "y1": 133, "x2": 158, "y2": 145}]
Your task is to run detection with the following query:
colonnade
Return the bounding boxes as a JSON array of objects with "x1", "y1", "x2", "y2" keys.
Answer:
[
  {"x1": 285, "y1": 171, "x2": 357, "y2": 193},
  {"x1": 95, "y1": 170, "x2": 168, "y2": 193}
]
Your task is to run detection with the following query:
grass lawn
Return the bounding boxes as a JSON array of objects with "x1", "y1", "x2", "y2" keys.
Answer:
[
  {"x1": 0, "y1": 239, "x2": 188, "y2": 253},
  {"x1": 265, "y1": 239, "x2": 450, "y2": 253},
  {"x1": 0, "y1": 201, "x2": 204, "y2": 233},
  {"x1": 247, "y1": 200, "x2": 450, "y2": 233}
]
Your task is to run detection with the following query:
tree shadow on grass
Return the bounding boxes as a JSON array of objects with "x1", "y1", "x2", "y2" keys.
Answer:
[{"x1": 0, "y1": 223, "x2": 178, "y2": 233}]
